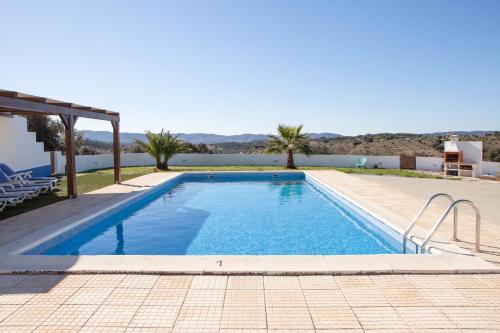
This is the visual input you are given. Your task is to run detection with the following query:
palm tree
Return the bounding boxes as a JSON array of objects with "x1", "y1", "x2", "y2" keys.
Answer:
[
  {"x1": 162, "y1": 131, "x2": 190, "y2": 170},
  {"x1": 267, "y1": 124, "x2": 312, "y2": 169},
  {"x1": 135, "y1": 130, "x2": 166, "y2": 169}
]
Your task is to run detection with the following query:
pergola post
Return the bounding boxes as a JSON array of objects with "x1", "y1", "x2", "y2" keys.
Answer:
[
  {"x1": 60, "y1": 114, "x2": 78, "y2": 199},
  {"x1": 112, "y1": 120, "x2": 121, "y2": 184}
]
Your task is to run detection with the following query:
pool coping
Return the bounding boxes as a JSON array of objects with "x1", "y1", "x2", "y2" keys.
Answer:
[{"x1": 0, "y1": 171, "x2": 498, "y2": 275}]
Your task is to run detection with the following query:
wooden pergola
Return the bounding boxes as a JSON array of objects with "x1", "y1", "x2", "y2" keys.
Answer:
[{"x1": 0, "y1": 89, "x2": 121, "y2": 199}]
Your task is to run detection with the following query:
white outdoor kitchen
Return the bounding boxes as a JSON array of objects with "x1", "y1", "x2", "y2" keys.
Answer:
[{"x1": 443, "y1": 135, "x2": 483, "y2": 178}]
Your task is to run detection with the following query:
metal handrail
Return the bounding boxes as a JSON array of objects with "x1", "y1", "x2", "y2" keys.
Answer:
[
  {"x1": 420, "y1": 199, "x2": 481, "y2": 253},
  {"x1": 403, "y1": 193, "x2": 456, "y2": 253}
]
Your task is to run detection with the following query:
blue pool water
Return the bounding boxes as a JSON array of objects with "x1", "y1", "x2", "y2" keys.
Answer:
[{"x1": 35, "y1": 173, "x2": 413, "y2": 255}]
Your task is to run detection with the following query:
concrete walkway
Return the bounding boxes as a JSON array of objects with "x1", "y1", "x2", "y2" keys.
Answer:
[
  {"x1": 0, "y1": 273, "x2": 498, "y2": 332},
  {"x1": 353, "y1": 175, "x2": 500, "y2": 228}
]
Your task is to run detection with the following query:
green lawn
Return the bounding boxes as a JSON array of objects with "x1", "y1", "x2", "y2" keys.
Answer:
[
  {"x1": 71, "y1": 167, "x2": 153, "y2": 194},
  {"x1": 0, "y1": 165, "x2": 442, "y2": 220},
  {"x1": 335, "y1": 167, "x2": 444, "y2": 179},
  {"x1": 167, "y1": 165, "x2": 443, "y2": 178},
  {"x1": 0, "y1": 167, "x2": 151, "y2": 220}
]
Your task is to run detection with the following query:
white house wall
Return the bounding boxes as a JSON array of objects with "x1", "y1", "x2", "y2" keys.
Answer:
[{"x1": 0, "y1": 115, "x2": 51, "y2": 176}]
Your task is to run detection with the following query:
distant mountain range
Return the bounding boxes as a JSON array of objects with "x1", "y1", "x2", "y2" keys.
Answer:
[
  {"x1": 422, "y1": 131, "x2": 494, "y2": 137},
  {"x1": 78, "y1": 130, "x2": 499, "y2": 161},
  {"x1": 79, "y1": 130, "x2": 342, "y2": 144},
  {"x1": 79, "y1": 130, "x2": 496, "y2": 145}
]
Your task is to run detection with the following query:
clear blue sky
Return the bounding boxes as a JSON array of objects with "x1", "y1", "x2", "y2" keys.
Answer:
[{"x1": 1, "y1": 0, "x2": 499, "y2": 135}]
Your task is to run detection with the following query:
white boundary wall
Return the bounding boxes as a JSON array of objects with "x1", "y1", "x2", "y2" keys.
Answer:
[
  {"x1": 416, "y1": 157, "x2": 443, "y2": 171},
  {"x1": 53, "y1": 152, "x2": 500, "y2": 175},
  {"x1": 54, "y1": 153, "x2": 411, "y2": 172},
  {"x1": 54, "y1": 153, "x2": 402, "y2": 173},
  {"x1": 482, "y1": 161, "x2": 500, "y2": 176},
  {"x1": 171, "y1": 154, "x2": 402, "y2": 168}
]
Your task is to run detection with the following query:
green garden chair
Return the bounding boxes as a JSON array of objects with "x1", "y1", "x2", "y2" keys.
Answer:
[{"x1": 355, "y1": 157, "x2": 368, "y2": 168}]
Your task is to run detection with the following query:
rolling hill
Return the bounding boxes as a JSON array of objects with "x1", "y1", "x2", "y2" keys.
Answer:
[
  {"x1": 79, "y1": 130, "x2": 342, "y2": 144},
  {"x1": 78, "y1": 130, "x2": 500, "y2": 161}
]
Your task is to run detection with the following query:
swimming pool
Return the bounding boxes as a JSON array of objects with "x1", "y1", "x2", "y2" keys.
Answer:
[{"x1": 29, "y1": 172, "x2": 416, "y2": 255}]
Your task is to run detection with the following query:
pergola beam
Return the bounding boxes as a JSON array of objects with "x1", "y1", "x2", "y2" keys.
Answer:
[
  {"x1": 0, "y1": 96, "x2": 118, "y2": 121},
  {"x1": 0, "y1": 90, "x2": 121, "y2": 199}
]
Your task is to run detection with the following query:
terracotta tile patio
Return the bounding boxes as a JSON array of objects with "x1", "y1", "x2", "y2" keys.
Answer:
[{"x1": 0, "y1": 273, "x2": 498, "y2": 332}]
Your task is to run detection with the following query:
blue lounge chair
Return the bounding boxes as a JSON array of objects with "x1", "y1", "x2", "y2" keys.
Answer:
[
  {"x1": 0, "y1": 188, "x2": 27, "y2": 202},
  {"x1": 0, "y1": 170, "x2": 50, "y2": 196},
  {"x1": 0, "y1": 169, "x2": 54, "y2": 192},
  {"x1": 0, "y1": 163, "x2": 58, "y2": 187},
  {"x1": 0, "y1": 182, "x2": 41, "y2": 199},
  {"x1": 0, "y1": 188, "x2": 27, "y2": 209},
  {"x1": 355, "y1": 157, "x2": 368, "y2": 168}
]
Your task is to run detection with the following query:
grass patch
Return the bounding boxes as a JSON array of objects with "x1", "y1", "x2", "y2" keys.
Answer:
[
  {"x1": 0, "y1": 167, "x2": 151, "y2": 220},
  {"x1": 73, "y1": 168, "x2": 152, "y2": 194},
  {"x1": 335, "y1": 167, "x2": 444, "y2": 178},
  {"x1": 151, "y1": 165, "x2": 443, "y2": 178},
  {"x1": 0, "y1": 165, "x2": 443, "y2": 220}
]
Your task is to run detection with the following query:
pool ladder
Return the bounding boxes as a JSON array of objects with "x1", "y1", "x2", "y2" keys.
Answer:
[{"x1": 402, "y1": 193, "x2": 481, "y2": 254}]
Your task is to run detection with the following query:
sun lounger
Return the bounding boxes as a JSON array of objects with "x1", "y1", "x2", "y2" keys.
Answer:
[
  {"x1": 0, "y1": 163, "x2": 58, "y2": 187},
  {"x1": 0, "y1": 169, "x2": 54, "y2": 191},
  {"x1": 0, "y1": 170, "x2": 50, "y2": 196},
  {"x1": 0, "y1": 183, "x2": 41, "y2": 199},
  {"x1": 0, "y1": 187, "x2": 27, "y2": 208},
  {"x1": 0, "y1": 188, "x2": 27, "y2": 202}
]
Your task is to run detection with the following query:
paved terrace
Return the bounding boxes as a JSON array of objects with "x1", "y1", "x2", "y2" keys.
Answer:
[
  {"x1": 0, "y1": 274, "x2": 498, "y2": 332},
  {"x1": 365, "y1": 174, "x2": 500, "y2": 264}
]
